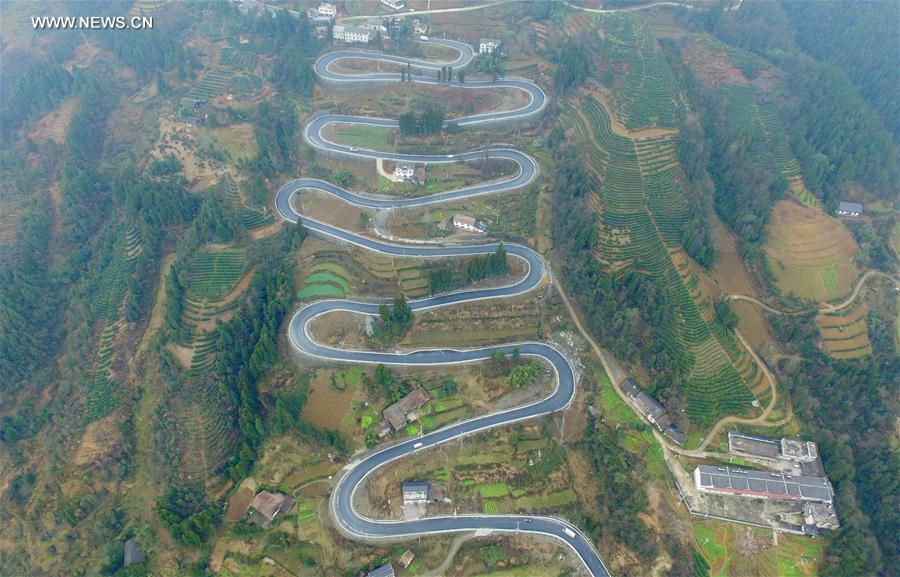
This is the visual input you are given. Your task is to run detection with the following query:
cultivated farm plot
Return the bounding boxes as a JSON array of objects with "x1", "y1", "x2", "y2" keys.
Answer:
[
  {"x1": 765, "y1": 200, "x2": 859, "y2": 303},
  {"x1": 84, "y1": 226, "x2": 141, "y2": 423},
  {"x1": 297, "y1": 262, "x2": 352, "y2": 300},
  {"x1": 818, "y1": 301, "x2": 872, "y2": 359},
  {"x1": 186, "y1": 248, "x2": 245, "y2": 300},
  {"x1": 693, "y1": 520, "x2": 822, "y2": 577}
]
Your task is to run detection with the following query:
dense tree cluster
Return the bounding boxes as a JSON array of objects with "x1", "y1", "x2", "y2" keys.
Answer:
[
  {"x1": 250, "y1": 102, "x2": 296, "y2": 178},
  {"x1": 371, "y1": 295, "x2": 414, "y2": 347},
  {"x1": 577, "y1": 416, "x2": 652, "y2": 556},
  {"x1": 552, "y1": 36, "x2": 593, "y2": 93},
  {"x1": 398, "y1": 106, "x2": 445, "y2": 136},
  {"x1": 428, "y1": 245, "x2": 508, "y2": 294},
  {"x1": 214, "y1": 252, "x2": 299, "y2": 480},
  {"x1": 155, "y1": 484, "x2": 219, "y2": 547},
  {"x1": 781, "y1": 1, "x2": 899, "y2": 142}
]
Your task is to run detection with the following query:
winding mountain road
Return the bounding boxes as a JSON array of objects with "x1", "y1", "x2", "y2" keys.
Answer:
[{"x1": 275, "y1": 42, "x2": 611, "y2": 576}]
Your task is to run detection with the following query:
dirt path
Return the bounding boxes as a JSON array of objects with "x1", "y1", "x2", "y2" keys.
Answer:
[
  {"x1": 419, "y1": 532, "x2": 477, "y2": 577},
  {"x1": 551, "y1": 270, "x2": 790, "y2": 456},
  {"x1": 729, "y1": 269, "x2": 899, "y2": 315}
]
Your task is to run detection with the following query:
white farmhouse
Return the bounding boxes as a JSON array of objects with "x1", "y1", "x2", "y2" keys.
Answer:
[
  {"x1": 394, "y1": 162, "x2": 415, "y2": 180},
  {"x1": 452, "y1": 214, "x2": 486, "y2": 233},
  {"x1": 333, "y1": 25, "x2": 372, "y2": 44}
]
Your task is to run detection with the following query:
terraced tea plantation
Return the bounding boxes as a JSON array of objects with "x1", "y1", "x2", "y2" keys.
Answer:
[
  {"x1": 186, "y1": 248, "x2": 245, "y2": 300},
  {"x1": 568, "y1": 93, "x2": 756, "y2": 425},
  {"x1": 84, "y1": 226, "x2": 141, "y2": 423},
  {"x1": 220, "y1": 172, "x2": 274, "y2": 231},
  {"x1": 172, "y1": 247, "x2": 247, "y2": 375},
  {"x1": 602, "y1": 14, "x2": 676, "y2": 130}
]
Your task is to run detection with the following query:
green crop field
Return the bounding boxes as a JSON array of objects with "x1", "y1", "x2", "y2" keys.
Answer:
[
  {"x1": 186, "y1": 248, "x2": 245, "y2": 300},
  {"x1": 332, "y1": 124, "x2": 392, "y2": 149},
  {"x1": 483, "y1": 500, "x2": 500, "y2": 514},
  {"x1": 479, "y1": 483, "x2": 510, "y2": 498}
]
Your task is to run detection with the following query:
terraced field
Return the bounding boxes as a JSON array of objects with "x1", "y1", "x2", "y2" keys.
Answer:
[
  {"x1": 764, "y1": 200, "x2": 859, "y2": 303},
  {"x1": 84, "y1": 226, "x2": 142, "y2": 423},
  {"x1": 297, "y1": 262, "x2": 353, "y2": 301},
  {"x1": 172, "y1": 247, "x2": 247, "y2": 375},
  {"x1": 220, "y1": 172, "x2": 274, "y2": 231},
  {"x1": 602, "y1": 14, "x2": 677, "y2": 130},
  {"x1": 568, "y1": 93, "x2": 756, "y2": 425},
  {"x1": 818, "y1": 300, "x2": 872, "y2": 359}
]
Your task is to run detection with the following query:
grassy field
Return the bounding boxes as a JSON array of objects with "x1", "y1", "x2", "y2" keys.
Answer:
[
  {"x1": 329, "y1": 123, "x2": 392, "y2": 149},
  {"x1": 694, "y1": 520, "x2": 824, "y2": 577},
  {"x1": 765, "y1": 200, "x2": 859, "y2": 303}
]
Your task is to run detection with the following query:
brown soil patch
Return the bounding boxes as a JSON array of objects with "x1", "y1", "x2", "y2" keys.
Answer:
[
  {"x1": 152, "y1": 117, "x2": 219, "y2": 190},
  {"x1": 30, "y1": 98, "x2": 77, "y2": 145},
  {"x1": 307, "y1": 310, "x2": 368, "y2": 350},
  {"x1": 74, "y1": 414, "x2": 121, "y2": 466},
  {"x1": 710, "y1": 217, "x2": 774, "y2": 349},
  {"x1": 250, "y1": 219, "x2": 283, "y2": 240},
  {"x1": 681, "y1": 36, "x2": 748, "y2": 87},
  {"x1": 298, "y1": 188, "x2": 368, "y2": 234},
  {"x1": 300, "y1": 370, "x2": 356, "y2": 430},
  {"x1": 818, "y1": 302, "x2": 871, "y2": 359},
  {"x1": 205, "y1": 122, "x2": 257, "y2": 163},
  {"x1": 167, "y1": 342, "x2": 195, "y2": 370},
  {"x1": 224, "y1": 479, "x2": 257, "y2": 522}
]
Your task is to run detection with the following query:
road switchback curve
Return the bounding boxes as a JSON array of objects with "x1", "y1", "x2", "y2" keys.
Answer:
[{"x1": 275, "y1": 41, "x2": 611, "y2": 577}]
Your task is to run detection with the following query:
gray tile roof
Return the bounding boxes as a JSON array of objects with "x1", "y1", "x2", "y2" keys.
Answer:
[{"x1": 696, "y1": 465, "x2": 833, "y2": 502}]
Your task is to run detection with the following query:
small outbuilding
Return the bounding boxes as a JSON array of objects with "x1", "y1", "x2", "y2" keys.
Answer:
[
  {"x1": 836, "y1": 201, "x2": 863, "y2": 216},
  {"x1": 124, "y1": 538, "x2": 145, "y2": 566}
]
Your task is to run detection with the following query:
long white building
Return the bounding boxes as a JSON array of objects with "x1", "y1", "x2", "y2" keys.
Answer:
[{"x1": 333, "y1": 25, "x2": 372, "y2": 44}]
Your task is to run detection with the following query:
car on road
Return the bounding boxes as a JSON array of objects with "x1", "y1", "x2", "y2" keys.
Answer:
[
  {"x1": 446, "y1": 154, "x2": 454, "y2": 158},
  {"x1": 413, "y1": 442, "x2": 423, "y2": 449},
  {"x1": 563, "y1": 528, "x2": 576, "y2": 538}
]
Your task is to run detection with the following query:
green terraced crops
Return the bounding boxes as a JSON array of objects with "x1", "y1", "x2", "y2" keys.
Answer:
[
  {"x1": 186, "y1": 68, "x2": 232, "y2": 101},
  {"x1": 219, "y1": 173, "x2": 273, "y2": 230},
  {"x1": 304, "y1": 272, "x2": 350, "y2": 292},
  {"x1": 186, "y1": 249, "x2": 245, "y2": 300},
  {"x1": 479, "y1": 483, "x2": 510, "y2": 498},
  {"x1": 85, "y1": 227, "x2": 141, "y2": 423},
  {"x1": 602, "y1": 14, "x2": 676, "y2": 130},
  {"x1": 572, "y1": 97, "x2": 754, "y2": 425}
]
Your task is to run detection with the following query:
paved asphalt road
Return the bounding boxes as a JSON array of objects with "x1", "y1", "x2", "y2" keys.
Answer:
[{"x1": 278, "y1": 41, "x2": 612, "y2": 577}]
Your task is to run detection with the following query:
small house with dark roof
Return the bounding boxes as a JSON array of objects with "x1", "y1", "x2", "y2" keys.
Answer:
[
  {"x1": 620, "y1": 378, "x2": 671, "y2": 430},
  {"x1": 383, "y1": 387, "x2": 430, "y2": 430},
  {"x1": 367, "y1": 563, "x2": 396, "y2": 577},
  {"x1": 402, "y1": 480, "x2": 430, "y2": 503},
  {"x1": 248, "y1": 490, "x2": 295, "y2": 528}
]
